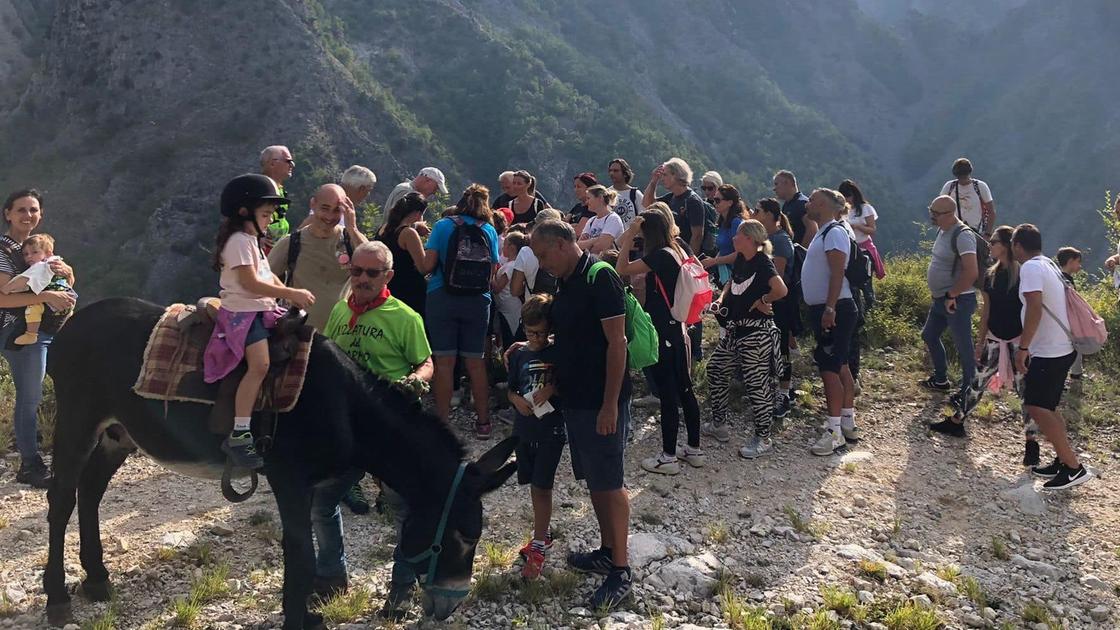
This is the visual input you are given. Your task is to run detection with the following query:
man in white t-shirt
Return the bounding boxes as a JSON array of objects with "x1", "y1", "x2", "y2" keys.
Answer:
[
  {"x1": 607, "y1": 158, "x2": 642, "y2": 227},
  {"x1": 1011, "y1": 224, "x2": 1091, "y2": 491},
  {"x1": 801, "y1": 188, "x2": 860, "y2": 457},
  {"x1": 939, "y1": 158, "x2": 995, "y2": 235}
]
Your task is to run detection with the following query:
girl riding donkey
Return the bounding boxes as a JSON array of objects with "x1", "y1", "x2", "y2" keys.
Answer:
[{"x1": 205, "y1": 174, "x2": 315, "y2": 469}]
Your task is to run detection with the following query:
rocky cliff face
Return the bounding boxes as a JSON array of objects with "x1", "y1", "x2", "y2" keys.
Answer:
[{"x1": 0, "y1": 0, "x2": 1115, "y2": 303}]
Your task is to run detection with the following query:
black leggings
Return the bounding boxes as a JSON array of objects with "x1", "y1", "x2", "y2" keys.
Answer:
[{"x1": 650, "y1": 321, "x2": 701, "y2": 454}]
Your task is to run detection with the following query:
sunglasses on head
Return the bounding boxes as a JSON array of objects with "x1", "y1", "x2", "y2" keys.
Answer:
[{"x1": 350, "y1": 266, "x2": 389, "y2": 279}]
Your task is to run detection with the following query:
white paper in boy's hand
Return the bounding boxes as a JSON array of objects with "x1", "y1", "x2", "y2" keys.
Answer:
[{"x1": 527, "y1": 387, "x2": 554, "y2": 418}]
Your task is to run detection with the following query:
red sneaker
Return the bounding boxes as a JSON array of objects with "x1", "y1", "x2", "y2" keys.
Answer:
[
  {"x1": 518, "y1": 534, "x2": 553, "y2": 561},
  {"x1": 521, "y1": 547, "x2": 546, "y2": 580},
  {"x1": 475, "y1": 422, "x2": 492, "y2": 440}
]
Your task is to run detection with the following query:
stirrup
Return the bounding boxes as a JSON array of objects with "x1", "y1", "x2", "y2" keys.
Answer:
[{"x1": 221, "y1": 458, "x2": 259, "y2": 503}]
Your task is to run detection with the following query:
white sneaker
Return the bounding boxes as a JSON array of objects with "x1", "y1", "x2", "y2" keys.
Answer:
[
  {"x1": 739, "y1": 436, "x2": 773, "y2": 459},
  {"x1": 841, "y1": 423, "x2": 860, "y2": 442},
  {"x1": 449, "y1": 390, "x2": 463, "y2": 408},
  {"x1": 641, "y1": 454, "x2": 681, "y2": 475},
  {"x1": 811, "y1": 429, "x2": 846, "y2": 456},
  {"x1": 701, "y1": 422, "x2": 731, "y2": 443},
  {"x1": 676, "y1": 447, "x2": 707, "y2": 468}
]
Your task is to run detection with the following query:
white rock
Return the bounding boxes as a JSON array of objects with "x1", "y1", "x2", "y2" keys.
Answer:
[
  {"x1": 909, "y1": 594, "x2": 933, "y2": 609},
  {"x1": 839, "y1": 451, "x2": 873, "y2": 464},
  {"x1": 209, "y1": 522, "x2": 235, "y2": 537},
  {"x1": 160, "y1": 531, "x2": 197, "y2": 549},
  {"x1": 853, "y1": 495, "x2": 868, "y2": 508},
  {"x1": 1080, "y1": 574, "x2": 1109, "y2": 591},
  {"x1": 1000, "y1": 483, "x2": 1047, "y2": 516},
  {"x1": 62, "y1": 625, "x2": 80, "y2": 630},
  {"x1": 857, "y1": 590, "x2": 875, "y2": 604},
  {"x1": 1090, "y1": 606, "x2": 1110, "y2": 622},
  {"x1": 916, "y1": 572, "x2": 958, "y2": 596},
  {"x1": 983, "y1": 607, "x2": 998, "y2": 620},
  {"x1": 647, "y1": 552, "x2": 723, "y2": 597},
  {"x1": 903, "y1": 538, "x2": 921, "y2": 551},
  {"x1": 629, "y1": 533, "x2": 670, "y2": 568},
  {"x1": 962, "y1": 613, "x2": 986, "y2": 628},
  {"x1": 1010, "y1": 554, "x2": 1060, "y2": 578},
  {"x1": 568, "y1": 607, "x2": 592, "y2": 616},
  {"x1": 2, "y1": 585, "x2": 26, "y2": 604}
]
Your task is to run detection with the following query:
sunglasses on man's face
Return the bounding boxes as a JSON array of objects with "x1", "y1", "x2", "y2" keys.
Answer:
[{"x1": 350, "y1": 266, "x2": 389, "y2": 279}]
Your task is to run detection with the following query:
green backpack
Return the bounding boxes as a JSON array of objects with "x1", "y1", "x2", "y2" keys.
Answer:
[{"x1": 586, "y1": 261, "x2": 659, "y2": 370}]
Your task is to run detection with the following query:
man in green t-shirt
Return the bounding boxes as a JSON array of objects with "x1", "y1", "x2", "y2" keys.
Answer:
[{"x1": 316, "y1": 240, "x2": 433, "y2": 604}]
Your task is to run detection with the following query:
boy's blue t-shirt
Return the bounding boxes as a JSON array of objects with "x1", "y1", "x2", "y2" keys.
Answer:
[
  {"x1": 424, "y1": 215, "x2": 500, "y2": 294},
  {"x1": 507, "y1": 344, "x2": 564, "y2": 440}
]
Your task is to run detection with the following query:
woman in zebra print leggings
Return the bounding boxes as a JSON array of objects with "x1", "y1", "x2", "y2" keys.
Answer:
[{"x1": 706, "y1": 220, "x2": 789, "y2": 459}]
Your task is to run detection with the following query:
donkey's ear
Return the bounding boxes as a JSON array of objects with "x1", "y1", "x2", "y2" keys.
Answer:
[
  {"x1": 474, "y1": 436, "x2": 518, "y2": 475},
  {"x1": 478, "y1": 461, "x2": 517, "y2": 494}
]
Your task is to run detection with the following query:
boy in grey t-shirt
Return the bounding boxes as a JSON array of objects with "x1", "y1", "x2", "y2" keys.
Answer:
[{"x1": 921, "y1": 197, "x2": 980, "y2": 434}]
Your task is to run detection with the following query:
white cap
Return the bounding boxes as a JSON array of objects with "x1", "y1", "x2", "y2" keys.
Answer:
[{"x1": 419, "y1": 167, "x2": 448, "y2": 194}]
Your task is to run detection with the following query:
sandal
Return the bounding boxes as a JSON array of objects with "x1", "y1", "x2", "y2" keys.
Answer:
[{"x1": 475, "y1": 422, "x2": 493, "y2": 440}]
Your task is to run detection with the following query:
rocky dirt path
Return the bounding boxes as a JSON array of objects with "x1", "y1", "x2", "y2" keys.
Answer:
[{"x1": 0, "y1": 348, "x2": 1117, "y2": 629}]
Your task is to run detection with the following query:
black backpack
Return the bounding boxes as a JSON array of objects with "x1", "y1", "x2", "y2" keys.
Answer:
[
  {"x1": 948, "y1": 223, "x2": 988, "y2": 291},
  {"x1": 689, "y1": 191, "x2": 719, "y2": 257},
  {"x1": 443, "y1": 216, "x2": 495, "y2": 295},
  {"x1": 821, "y1": 222, "x2": 872, "y2": 289},
  {"x1": 284, "y1": 229, "x2": 353, "y2": 286}
]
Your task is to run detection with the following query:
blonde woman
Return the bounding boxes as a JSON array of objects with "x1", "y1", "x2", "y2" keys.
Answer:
[
  {"x1": 704, "y1": 220, "x2": 787, "y2": 457},
  {"x1": 578, "y1": 185, "x2": 624, "y2": 254}
]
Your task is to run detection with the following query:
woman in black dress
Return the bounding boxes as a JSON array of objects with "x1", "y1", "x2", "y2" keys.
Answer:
[{"x1": 375, "y1": 192, "x2": 429, "y2": 318}]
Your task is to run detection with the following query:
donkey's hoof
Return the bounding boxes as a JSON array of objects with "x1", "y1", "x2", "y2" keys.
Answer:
[
  {"x1": 304, "y1": 610, "x2": 325, "y2": 630},
  {"x1": 79, "y1": 578, "x2": 113, "y2": 602},
  {"x1": 46, "y1": 602, "x2": 74, "y2": 627}
]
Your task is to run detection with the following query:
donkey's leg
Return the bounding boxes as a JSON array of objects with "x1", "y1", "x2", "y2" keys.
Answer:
[
  {"x1": 77, "y1": 428, "x2": 134, "y2": 601},
  {"x1": 44, "y1": 401, "x2": 104, "y2": 626},
  {"x1": 270, "y1": 469, "x2": 324, "y2": 630}
]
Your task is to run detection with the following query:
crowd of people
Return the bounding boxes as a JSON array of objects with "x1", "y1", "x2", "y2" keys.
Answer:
[{"x1": 0, "y1": 147, "x2": 1105, "y2": 614}]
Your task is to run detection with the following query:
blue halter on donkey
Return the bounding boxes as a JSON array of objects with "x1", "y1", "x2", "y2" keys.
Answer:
[{"x1": 403, "y1": 461, "x2": 473, "y2": 599}]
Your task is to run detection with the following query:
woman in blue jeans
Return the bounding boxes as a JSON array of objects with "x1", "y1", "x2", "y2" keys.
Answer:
[
  {"x1": 0, "y1": 189, "x2": 77, "y2": 488},
  {"x1": 420, "y1": 184, "x2": 500, "y2": 438}
]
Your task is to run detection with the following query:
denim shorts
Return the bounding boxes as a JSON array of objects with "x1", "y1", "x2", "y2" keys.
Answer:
[
  {"x1": 425, "y1": 288, "x2": 492, "y2": 359},
  {"x1": 563, "y1": 399, "x2": 630, "y2": 492},
  {"x1": 245, "y1": 312, "x2": 270, "y2": 346},
  {"x1": 808, "y1": 298, "x2": 858, "y2": 374}
]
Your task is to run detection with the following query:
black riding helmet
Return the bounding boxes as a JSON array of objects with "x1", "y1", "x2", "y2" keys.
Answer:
[{"x1": 220, "y1": 173, "x2": 290, "y2": 218}]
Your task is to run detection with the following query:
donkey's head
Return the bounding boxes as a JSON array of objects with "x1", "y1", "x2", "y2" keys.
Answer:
[{"x1": 395, "y1": 436, "x2": 517, "y2": 619}]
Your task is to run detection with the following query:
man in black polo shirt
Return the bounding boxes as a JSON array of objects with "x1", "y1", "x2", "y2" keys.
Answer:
[
  {"x1": 774, "y1": 169, "x2": 816, "y2": 248},
  {"x1": 529, "y1": 219, "x2": 632, "y2": 610}
]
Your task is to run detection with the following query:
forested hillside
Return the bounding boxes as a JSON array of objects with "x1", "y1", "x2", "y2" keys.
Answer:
[{"x1": 0, "y1": 0, "x2": 1115, "y2": 302}]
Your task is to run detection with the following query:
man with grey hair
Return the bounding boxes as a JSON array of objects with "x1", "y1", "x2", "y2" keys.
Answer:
[
  {"x1": 529, "y1": 219, "x2": 632, "y2": 609},
  {"x1": 340, "y1": 165, "x2": 377, "y2": 206},
  {"x1": 268, "y1": 183, "x2": 368, "y2": 331},
  {"x1": 260, "y1": 145, "x2": 295, "y2": 249},
  {"x1": 320, "y1": 238, "x2": 432, "y2": 607},
  {"x1": 642, "y1": 157, "x2": 706, "y2": 255},
  {"x1": 383, "y1": 166, "x2": 449, "y2": 213}
]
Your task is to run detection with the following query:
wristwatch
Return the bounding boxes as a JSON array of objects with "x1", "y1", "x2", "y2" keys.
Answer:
[{"x1": 824, "y1": 305, "x2": 836, "y2": 314}]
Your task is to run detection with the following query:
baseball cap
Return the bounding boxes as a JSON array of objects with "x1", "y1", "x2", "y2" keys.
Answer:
[
  {"x1": 419, "y1": 167, "x2": 448, "y2": 194},
  {"x1": 497, "y1": 206, "x2": 514, "y2": 225}
]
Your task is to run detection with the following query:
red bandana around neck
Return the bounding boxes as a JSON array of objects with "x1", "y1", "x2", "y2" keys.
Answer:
[{"x1": 347, "y1": 286, "x2": 390, "y2": 328}]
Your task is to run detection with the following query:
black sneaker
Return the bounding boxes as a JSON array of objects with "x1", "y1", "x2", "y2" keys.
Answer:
[
  {"x1": 222, "y1": 431, "x2": 263, "y2": 469},
  {"x1": 929, "y1": 419, "x2": 965, "y2": 437},
  {"x1": 16, "y1": 460, "x2": 51, "y2": 489},
  {"x1": 567, "y1": 547, "x2": 614, "y2": 575},
  {"x1": 774, "y1": 394, "x2": 792, "y2": 419},
  {"x1": 1042, "y1": 465, "x2": 1091, "y2": 491},
  {"x1": 1032, "y1": 458, "x2": 1063, "y2": 479},
  {"x1": 341, "y1": 483, "x2": 370, "y2": 515},
  {"x1": 920, "y1": 377, "x2": 952, "y2": 392},
  {"x1": 589, "y1": 566, "x2": 632, "y2": 610},
  {"x1": 1023, "y1": 440, "x2": 1041, "y2": 467}
]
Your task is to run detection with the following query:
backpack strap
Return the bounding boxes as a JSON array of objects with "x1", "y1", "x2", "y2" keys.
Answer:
[
  {"x1": 285, "y1": 230, "x2": 302, "y2": 286},
  {"x1": 342, "y1": 229, "x2": 353, "y2": 258},
  {"x1": 950, "y1": 181, "x2": 962, "y2": 222},
  {"x1": 629, "y1": 187, "x2": 638, "y2": 211},
  {"x1": 585, "y1": 260, "x2": 614, "y2": 284}
]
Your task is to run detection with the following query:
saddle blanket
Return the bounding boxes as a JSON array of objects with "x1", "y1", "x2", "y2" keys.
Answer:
[{"x1": 132, "y1": 303, "x2": 312, "y2": 413}]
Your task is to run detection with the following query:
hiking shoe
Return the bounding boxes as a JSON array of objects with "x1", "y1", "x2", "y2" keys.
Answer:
[
  {"x1": 1042, "y1": 465, "x2": 1092, "y2": 491},
  {"x1": 929, "y1": 419, "x2": 965, "y2": 437},
  {"x1": 677, "y1": 446, "x2": 706, "y2": 468},
  {"x1": 341, "y1": 483, "x2": 370, "y2": 515},
  {"x1": 567, "y1": 547, "x2": 614, "y2": 575},
  {"x1": 475, "y1": 422, "x2": 492, "y2": 440},
  {"x1": 449, "y1": 389, "x2": 463, "y2": 408},
  {"x1": 1031, "y1": 457, "x2": 1063, "y2": 479},
  {"x1": 701, "y1": 422, "x2": 731, "y2": 443},
  {"x1": 222, "y1": 431, "x2": 263, "y2": 469},
  {"x1": 641, "y1": 453, "x2": 681, "y2": 475},
  {"x1": 919, "y1": 377, "x2": 952, "y2": 392},
  {"x1": 1023, "y1": 440, "x2": 1041, "y2": 467},
  {"x1": 521, "y1": 547, "x2": 546, "y2": 580},
  {"x1": 810, "y1": 429, "x2": 846, "y2": 456},
  {"x1": 774, "y1": 394, "x2": 792, "y2": 419},
  {"x1": 518, "y1": 534, "x2": 554, "y2": 561},
  {"x1": 739, "y1": 436, "x2": 773, "y2": 459},
  {"x1": 379, "y1": 582, "x2": 413, "y2": 620},
  {"x1": 15, "y1": 460, "x2": 51, "y2": 489},
  {"x1": 589, "y1": 566, "x2": 632, "y2": 610}
]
